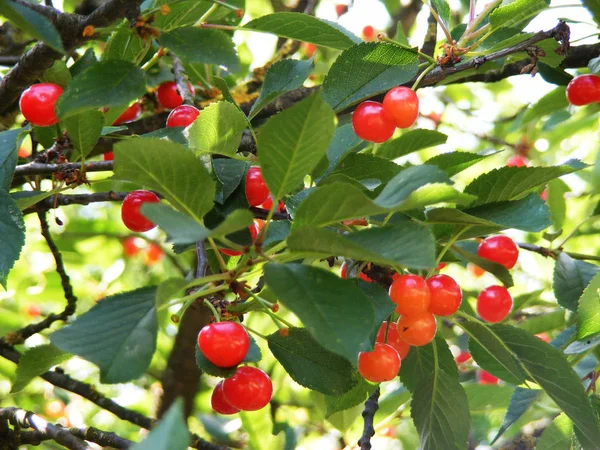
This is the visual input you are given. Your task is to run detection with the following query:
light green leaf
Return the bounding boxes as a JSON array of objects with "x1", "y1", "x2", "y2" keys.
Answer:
[
  {"x1": 537, "y1": 413, "x2": 575, "y2": 450},
  {"x1": 63, "y1": 110, "x2": 104, "y2": 159},
  {"x1": 0, "y1": 129, "x2": 20, "y2": 191},
  {"x1": 50, "y1": 287, "x2": 158, "y2": 384},
  {"x1": 188, "y1": 101, "x2": 247, "y2": 156},
  {"x1": 554, "y1": 252, "x2": 600, "y2": 312},
  {"x1": 522, "y1": 87, "x2": 569, "y2": 124},
  {"x1": 11, "y1": 344, "x2": 72, "y2": 393},
  {"x1": 425, "y1": 151, "x2": 495, "y2": 177},
  {"x1": 324, "y1": 377, "x2": 377, "y2": 417},
  {"x1": 141, "y1": 203, "x2": 210, "y2": 244},
  {"x1": 130, "y1": 399, "x2": 189, "y2": 450},
  {"x1": 577, "y1": 272, "x2": 600, "y2": 340},
  {"x1": 10, "y1": 190, "x2": 59, "y2": 211},
  {"x1": 113, "y1": 137, "x2": 215, "y2": 223},
  {"x1": 0, "y1": 189, "x2": 25, "y2": 289},
  {"x1": 547, "y1": 178, "x2": 570, "y2": 230},
  {"x1": 240, "y1": 404, "x2": 285, "y2": 450},
  {"x1": 582, "y1": 0, "x2": 600, "y2": 23},
  {"x1": 40, "y1": 60, "x2": 72, "y2": 88},
  {"x1": 489, "y1": 0, "x2": 550, "y2": 30},
  {"x1": 376, "y1": 129, "x2": 448, "y2": 160},
  {"x1": 375, "y1": 165, "x2": 451, "y2": 208},
  {"x1": 103, "y1": 19, "x2": 150, "y2": 63}
]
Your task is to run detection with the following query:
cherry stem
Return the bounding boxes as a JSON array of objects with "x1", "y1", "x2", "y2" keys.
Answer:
[
  {"x1": 242, "y1": 324, "x2": 268, "y2": 340},
  {"x1": 207, "y1": 237, "x2": 228, "y2": 272},
  {"x1": 422, "y1": 0, "x2": 454, "y2": 44},
  {"x1": 193, "y1": 3, "x2": 219, "y2": 27},
  {"x1": 457, "y1": 0, "x2": 502, "y2": 47},
  {"x1": 555, "y1": 215, "x2": 599, "y2": 249},
  {"x1": 244, "y1": 288, "x2": 294, "y2": 329},
  {"x1": 411, "y1": 63, "x2": 436, "y2": 91},
  {"x1": 203, "y1": 298, "x2": 221, "y2": 322},
  {"x1": 426, "y1": 225, "x2": 472, "y2": 278},
  {"x1": 383, "y1": 318, "x2": 392, "y2": 344},
  {"x1": 141, "y1": 47, "x2": 166, "y2": 72}
]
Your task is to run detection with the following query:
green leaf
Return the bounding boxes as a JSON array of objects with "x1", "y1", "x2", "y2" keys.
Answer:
[
  {"x1": 240, "y1": 405, "x2": 285, "y2": 450},
  {"x1": 267, "y1": 328, "x2": 356, "y2": 395},
  {"x1": 141, "y1": 203, "x2": 210, "y2": 244},
  {"x1": 103, "y1": 19, "x2": 150, "y2": 63},
  {"x1": 489, "y1": 0, "x2": 550, "y2": 30},
  {"x1": 159, "y1": 27, "x2": 239, "y2": 71},
  {"x1": 451, "y1": 243, "x2": 513, "y2": 287},
  {"x1": 522, "y1": 87, "x2": 569, "y2": 124},
  {"x1": 259, "y1": 91, "x2": 336, "y2": 199},
  {"x1": 547, "y1": 178, "x2": 570, "y2": 230},
  {"x1": 0, "y1": 0, "x2": 64, "y2": 52},
  {"x1": 582, "y1": 0, "x2": 600, "y2": 23},
  {"x1": 0, "y1": 129, "x2": 20, "y2": 191},
  {"x1": 323, "y1": 43, "x2": 419, "y2": 111},
  {"x1": 188, "y1": 101, "x2": 247, "y2": 156},
  {"x1": 40, "y1": 60, "x2": 72, "y2": 88},
  {"x1": 210, "y1": 209, "x2": 255, "y2": 237},
  {"x1": 242, "y1": 13, "x2": 360, "y2": 50},
  {"x1": 287, "y1": 222, "x2": 436, "y2": 269},
  {"x1": 358, "y1": 282, "x2": 397, "y2": 340},
  {"x1": 130, "y1": 398, "x2": 189, "y2": 450},
  {"x1": 518, "y1": 310, "x2": 565, "y2": 335},
  {"x1": 324, "y1": 377, "x2": 377, "y2": 417},
  {"x1": 554, "y1": 253, "x2": 600, "y2": 312},
  {"x1": 264, "y1": 263, "x2": 376, "y2": 363},
  {"x1": 537, "y1": 413, "x2": 575, "y2": 450},
  {"x1": 62, "y1": 110, "x2": 104, "y2": 159},
  {"x1": 400, "y1": 336, "x2": 458, "y2": 393},
  {"x1": 213, "y1": 159, "x2": 248, "y2": 202},
  {"x1": 11, "y1": 190, "x2": 59, "y2": 210},
  {"x1": 491, "y1": 387, "x2": 542, "y2": 444},
  {"x1": 50, "y1": 287, "x2": 158, "y2": 384},
  {"x1": 327, "y1": 153, "x2": 401, "y2": 185},
  {"x1": 425, "y1": 151, "x2": 494, "y2": 177},
  {"x1": 11, "y1": 344, "x2": 71, "y2": 393},
  {"x1": 465, "y1": 384, "x2": 514, "y2": 413},
  {"x1": 376, "y1": 129, "x2": 448, "y2": 160},
  {"x1": 56, "y1": 60, "x2": 146, "y2": 119},
  {"x1": 0, "y1": 189, "x2": 25, "y2": 289},
  {"x1": 375, "y1": 165, "x2": 451, "y2": 208},
  {"x1": 249, "y1": 58, "x2": 314, "y2": 119},
  {"x1": 314, "y1": 123, "x2": 364, "y2": 179},
  {"x1": 212, "y1": 76, "x2": 237, "y2": 104},
  {"x1": 464, "y1": 164, "x2": 583, "y2": 205},
  {"x1": 492, "y1": 324, "x2": 600, "y2": 447},
  {"x1": 430, "y1": 0, "x2": 451, "y2": 28},
  {"x1": 577, "y1": 272, "x2": 600, "y2": 340},
  {"x1": 113, "y1": 137, "x2": 215, "y2": 223}
]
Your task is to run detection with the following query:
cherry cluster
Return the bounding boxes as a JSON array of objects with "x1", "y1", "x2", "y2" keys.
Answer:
[
  {"x1": 198, "y1": 322, "x2": 273, "y2": 414},
  {"x1": 352, "y1": 86, "x2": 419, "y2": 143},
  {"x1": 566, "y1": 74, "x2": 600, "y2": 106}
]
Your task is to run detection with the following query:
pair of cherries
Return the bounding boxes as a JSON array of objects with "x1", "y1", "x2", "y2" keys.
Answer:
[{"x1": 198, "y1": 322, "x2": 273, "y2": 414}]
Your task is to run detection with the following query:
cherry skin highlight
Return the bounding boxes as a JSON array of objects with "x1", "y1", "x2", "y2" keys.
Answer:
[
  {"x1": 198, "y1": 322, "x2": 250, "y2": 368},
  {"x1": 113, "y1": 102, "x2": 142, "y2": 125},
  {"x1": 222, "y1": 366, "x2": 273, "y2": 411},
  {"x1": 477, "y1": 235, "x2": 519, "y2": 269},
  {"x1": 352, "y1": 101, "x2": 396, "y2": 143},
  {"x1": 426, "y1": 274, "x2": 462, "y2": 316},
  {"x1": 340, "y1": 262, "x2": 373, "y2": 282},
  {"x1": 157, "y1": 80, "x2": 194, "y2": 109},
  {"x1": 121, "y1": 190, "x2": 160, "y2": 232},
  {"x1": 166, "y1": 105, "x2": 200, "y2": 128},
  {"x1": 19, "y1": 83, "x2": 63, "y2": 127},
  {"x1": 476, "y1": 286, "x2": 513, "y2": 323},
  {"x1": 396, "y1": 311, "x2": 437, "y2": 346},
  {"x1": 245, "y1": 167, "x2": 270, "y2": 206},
  {"x1": 211, "y1": 381, "x2": 240, "y2": 415},
  {"x1": 358, "y1": 343, "x2": 401, "y2": 383},
  {"x1": 376, "y1": 321, "x2": 410, "y2": 359},
  {"x1": 389, "y1": 274, "x2": 430, "y2": 316},
  {"x1": 382, "y1": 86, "x2": 419, "y2": 129},
  {"x1": 566, "y1": 74, "x2": 600, "y2": 106}
]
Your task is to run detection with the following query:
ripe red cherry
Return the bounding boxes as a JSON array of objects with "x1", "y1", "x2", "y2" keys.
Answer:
[
  {"x1": 113, "y1": 102, "x2": 142, "y2": 125},
  {"x1": 166, "y1": 105, "x2": 200, "y2": 128},
  {"x1": 103, "y1": 152, "x2": 114, "y2": 161},
  {"x1": 540, "y1": 188, "x2": 548, "y2": 201},
  {"x1": 335, "y1": 4, "x2": 346, "y2": 16},
  {"x1": 476, "y1": 286, "x2": 513, "y2": 323},
  {"x1": 362, "y1": 25, "x2": 375, "y2": 40},
  {"x1": 245, "y1": 167, "x2": 270, "y2": 206},
  {"x1": 27, "y1": 304, "x2": 41, "y2": 318},
  {"x1": 340, "y1": 262, "x2": 373, "y2": 282},
  {"x1": 121, "y1": 190, "x2": 160, "y2": 232},
  {"x1": 507, "y1": 155, "x2": 528, "y2": 167},
  {"x1": 198, "y1": 322, "x2": 250, "y2": 367},
  {"x1": 376, "y1": 322, "x2": 410, "y2": 359},
  {"x1": 468, "y1": 263, "x2": 485, "y2": 278},
  {"x1": 220, "y1": 221, "x2": 261, "y2": 256},
  {"x1": 389, "y1": 274, "x2": 430, "y2": 316},
  {"x1": 257, "y1": 195, "x2": 286, "y2": 212},
  {"x1": 157, "y1": 81, "x2": 194, "y2": 109},
  {"x1": 382, "y1": 87, "x2": 419, "y2": 129},
  {"x1": 352, "y1": 101, "x2": 396, "y2": 143},
  {"x1": 426, "y1": 274, "x2": 462, "y2": 316},
  {"x1": 477, "y1": 235, "x2": 519, "y2": 269},
  {"x1": 122, "y1": 236, "x2": 140, "y2": 257},
  {"x1": 477, "y1": 370, "x2": 499, "y2": 385},
  {"x1": 145, "y1": 243, "x2": 163, "y2": 265},
  {"x1": 222, "y1": 366, "x2": 273, "y2": 411},
  {"x1": 19, "y1": 83, "x2": 63, "y2": 127},
  {"x1": 211, "y1": 381, "x2": 240, "y2": 415},
  {"x1": 566, "y1": 74, "x2": 600, "y2": 106},
  {"x1": 396, "y1": 311, "x2": 436, "y2": 346},
  {"x1": 358, "y1": 343, "x2": 401, "y2": 383},
  {"x1": 455, "y1": 351, "x2": 471, "y2": 370}
]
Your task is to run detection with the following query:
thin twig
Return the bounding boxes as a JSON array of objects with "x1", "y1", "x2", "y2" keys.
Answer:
[
  {"x1": 171, "y1": 53, "x2": 195, "y2": 105},
  {"x1": 15, "y1": 161, "x2": 114, "y2": 176},
  {"x1": 358, "y1": 387, "x2": 380, "y2": 450},
  {"x1": 17, "y1": 425, "x2": 133, "y2": 449}
]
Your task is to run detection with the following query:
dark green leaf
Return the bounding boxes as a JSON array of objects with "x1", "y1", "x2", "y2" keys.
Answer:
[
  {"x1": 324, "y1": 377, "x2": 376, "y2": 417},
  {"x1": 50, "y1": 287, "x2": 158, "y2": 383},
  {"x1": 0, "y1": 189, "x2": 25, "y2": 289},
  {"x1": 69, "y1": 48, "x2": 97, "y2": 77},
  {"x1": 11, "y1": 344, "x2": 71, "y2": 393},
  {"x1": 577, "y1": 272, "x2": 600, "y2": 340},
  {"x1": 358, "y1": 281, "x2": 397, "y2": 340},
  {"x1": 489, "y1": 0, "x2": 550, "y2": 30},
  {"x1": 249, "y1": 58, "x2": 314, "y2": 119},
  {"x1": 0, "y1": 129, "x2": 20, "y2": 191},
  {"x1": 56, "y1": 60, "x2": 146, "y2": 119},
  {"x1": 327, "y1": 153, "x2": 401, "y2": 185},
  {"x1": 314, "y1": 123, "x2": 364, "y2": 180},
  {"x1": 491, "y1": 388, "x2": 542, "y2": 443},
  {"x1": 141, "y1": 203, "x2": 210, "y2": 244},
  {"x1": 195, "y1": 345, "x2": 237, "y2": 378},
  {"x1": 264, "y1": 263, "x2": 376, "y2": 363},
  {"x1": 547, "y1": 178, "x2": 570, "y2": 230},
  {"x1": 214, "y1": 159, "x2": 248, "y2": 202},
  {"x1": 62, "y1": 110, "x2": 104, "y2": 159},
  {"x1": 103, "y1": 19, "x2": 149, "y2": 63},
  {"x1": 130, "y1": 399, "x2": 189, "y2": 450},
  {"x1": 267, "y1": 327, "x2": 356, "y2": 395},
  {"x1": 425, "y1": 151, "x2": 494, "y2": 177},
  {"x1": 40, "y1": 60, "x2": 72, "y2": 88},
  {"x1": 400, "y1": 336, "x2": 458, "y2": 392},
  {"x1": 189, "y1": 101, "x2": 247, "y2": 156},
  {"x1": 323, "y1": 43, "x2": 419, "y2": 111},
  {"x1": 375, "y1": 165, "x2": 451, "y2": 208},
  {"x1": 376, "y1": 129, "x2": 447, "y2": 160},
  {"x1": 243, "y1": 13, "x2": 360, "y2": 50},
  {"x1": 554, "y1": 252, "x2": 600, "y2": 312}
]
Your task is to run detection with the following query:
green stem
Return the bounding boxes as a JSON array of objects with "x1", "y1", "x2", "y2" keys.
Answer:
[
  {"x1": 207, "y1": 237, "x2": 228, "y2": 272},
  {"x1": 157, "y1": 284, "x2": 228, "y2": 311},
  {"x1": 141, "y1": 47, "x2": 166, "y2": 71},
  {"x1": 457, "y1": 0, "x2": 502, "y2": 47},
  {"x1": 555, "y1": 215, "x2": 599, "y2": 249},
  {"x1": 423, "y1": 0, "x2": 454, "y2": 43},
  {"x1": 184, "y1": 272, "x2": 231, "y2": 291},
  {"x1": 194, "y1": 3, "x2": 219, "y2": 26},
  {"x1": 426, "y1": 226, "x2": 471, "y2": 278},
  {"x1": 264, "y1": 240, "x2": 287, "y2": 257},
  {"x1": 411, "y1": 63, "x2": 436, "y2": 91},
  {"x1": 242, "y1": 325, "x2": 268, "y2": 340},
  {"x1": 203, "y1": 298, "x2": 221, "y2": 321}
]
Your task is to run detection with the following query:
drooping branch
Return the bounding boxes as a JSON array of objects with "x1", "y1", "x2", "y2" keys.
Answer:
[{"x1": 358, "y1": 387, "x2": 380, "y2": 450}]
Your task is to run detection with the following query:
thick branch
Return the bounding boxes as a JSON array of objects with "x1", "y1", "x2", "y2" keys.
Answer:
[
  {"x1": 17, "y1": 425, "x2": 133, "y2": 449},
  {"x1": 23, "y1": 191, "x2": 128, "y2": 215},
  {"x1": 14, "y1": 160, "x2": 113, "y2": 176},
  {"x1": 358, "y1": 387, "x2": 380, "y2": 450}
]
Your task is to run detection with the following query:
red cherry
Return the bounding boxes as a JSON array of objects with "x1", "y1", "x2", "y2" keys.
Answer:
[
  {"x1": 389, "y1": 274, "x2": 430, "y2": 316},
  {"x1": 566, "y1": 74, "x2": 600, "y2": 106},
  {"x1": 536, "y1": 333, "x2": 551, "y2": 342},
  {"x1": 476, "y1": 286, "x2": 513, "y2": 323},
  {"x1": 436, "y1": 262, "x2": 447, "y2": 271},
  {"x1": 121, "y1": 190, "x2": 160, "y2": 232},
  {"x1": 426, "y1": 274, "x2": 462, "y2": 316},
  {"x1": 362, "y1": 25, "x2": 375, "y2": 40},
  {"x1": 18, "y1": 146, "x2": 31, "y2": 158},
  {"x1": 468, "y1": 263, "x2": 485, "y2": 278},
  {"x1": 358, "y1": 343, "x2": 401, "y2": 383},
  {"x1": 211, "y1": 381, "x2": 240, "y2": 415},
  {"x1": 145, "y1": 243, "x2": 164, "y2": 265},
  {"x1": 352, "y1": 101, "x2": 396, "y2": 143},
  {"x1": 19, "y1": 83, "x2": 63, "y2": 127},
  {"x1": 113, "y1": 102, "x2": 142, "y2": 125},
  {"x1": 103, "y1": 151, "x2": 114, "y2": 161},
  {"x1": 477, "y1": 370, "x2": 499, "y2": 385},
  {"x1": 245, "y1": 167, "x2": 270, "y2": 207},
  {"x1": 396, "y1": 312, "x2": 436, "y2": 346},
  {"x1": 198, "y1": 322, "x2": 250, "y2": 368},
  {"x1": 455, "y1": 351, "x2": 471, "y2": 368},
  {"x1": 302, "y1": 43, "x2": 317, "y2": 57},
  {"x1": 27, "y1": 304, "x2": 41, "y2": 317},
  {"x1": 376, "y1": 322, "x2": 410, "y2": 359},
  {"x1": 166, "y1": 105, "x2": 200, "y2": 128},
  {"x1": 477, "y1": 235, "x2": 519, "y2": 269},
  {"x1": 219, "y1": 221, "x2": 260, "y2": 256},
  {"x1": 156, "y1": 81, "x2": 194, "y2": 109},
  {"x1": 340, "y1": 262, "x2": 373, "y2": 282},
  {"x1": 507, "y1": 155, "x2": 528, "y2": 167},
  {"x1": 540, "y1": 188, "x2": 548, "y2": 201},
  {"x1": 222, "y1": 366, "x2": 273, "y2": 411},
  {"x1": 335, "y1": 4, "x2": 346, "y2": 16},
  {"x1": 122, "y1": 236, "x2": 140, "y2": 257},
  {"x1": 382, "y1": 87, "x2": 419, "y2": 129}
]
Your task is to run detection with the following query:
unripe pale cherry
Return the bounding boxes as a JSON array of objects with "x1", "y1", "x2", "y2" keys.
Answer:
[
  {"x1": 352, "y1": 101, "x2": 396, "y2": 143},
  {"x1": 477, "y1": 235, "x2": 519, "y2": 269},
  {"x1": 382, "y1": 86, "x2": 419, "y2": 129},
  {"x1": 121, "y1": 190, "x2": 160, "y2": 232},
  {"x1": 476, "y1": 286, "x2": 513, "y2": 323},
  {"x1": 396, "y1": 311, "x2": 437, "y2": 346},
  {"x1": 157, "y1": 80, "x2": 194, "y2": 109},
  {"x1": 389, "y1": 274, "x2": 430, "y2": 316},
  {"x1": 211, "y1": 381, "x2": 240, "y2": 415},
  {"x1": 198, "y1": 322, "x2": 250, "y2": 368},
  {"x1": 222, "y1": 366, "x2": 273, "y2": 411},
  {"x1": 566, "y1": 74, "x2": 600, "y2": 106},
  {"x1": 358, "y1": 343, "x2": 401, "y2": 383},
  {"x1": 426, "y1": 274, "x2": 462, "y2": 316},
  {"x1": 19, "y1": 83, "x2": 63, "y2": 127},
  {"x1": 166, "y1": 105, "x2": 200, "y2": 128}
]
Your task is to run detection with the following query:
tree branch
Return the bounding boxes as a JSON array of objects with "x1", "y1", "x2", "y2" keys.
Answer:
[
  {"x1": 14, "y1": 160, "x2": 114, "y2": 176},
  {"x1": 15, "y1": 424, "x2": 133, "y2": 449},
  {"x1": 518, "y1": 242, "x2": 600, "y2": 262},
  {"x1": 23, "y1": 191, "x2": 129, "y2": 216},
  {"x1": 171, "y1": 53, "x2": 195, "y2": 105},
  {"x1": 358, "y1": 387, "x2": 380, "y2": 450}
]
